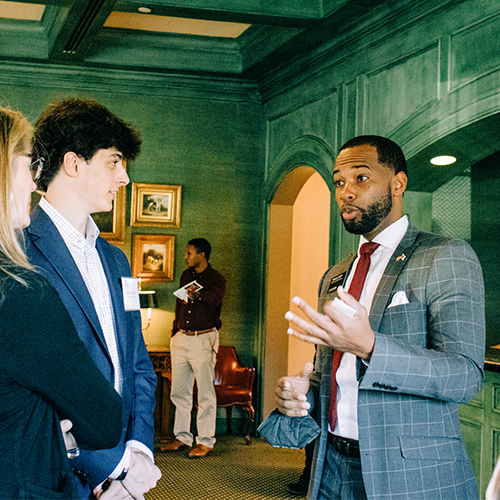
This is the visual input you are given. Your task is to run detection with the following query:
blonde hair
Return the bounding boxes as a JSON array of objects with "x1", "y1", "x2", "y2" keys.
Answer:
[{"x1": 0, "y1": 106, "x2": 33, "y2": 281}]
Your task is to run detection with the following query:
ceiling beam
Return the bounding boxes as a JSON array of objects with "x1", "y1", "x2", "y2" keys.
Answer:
[
  {"x1": 48, "y1": 0, "x2": 118, "y2": 61},
  {"x1": 114, "y1": 0, "x2": 323, "y2": 28}
]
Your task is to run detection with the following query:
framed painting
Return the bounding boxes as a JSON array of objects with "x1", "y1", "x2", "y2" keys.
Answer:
[
  {"x1": 132, "y1": 234, "x2": 175, "y2": 282},
  {"x1": 130, "y1": 183, "x2": 181, "y2": 228}
]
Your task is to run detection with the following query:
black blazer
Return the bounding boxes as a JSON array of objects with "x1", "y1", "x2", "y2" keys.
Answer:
[{"x1": 0, "y1": 270, "x2": 122, "y2": 499}]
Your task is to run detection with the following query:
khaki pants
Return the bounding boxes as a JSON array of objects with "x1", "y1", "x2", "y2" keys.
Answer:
[{"x1": 170, "y1": 329, "x2": 219, "y2": 448}]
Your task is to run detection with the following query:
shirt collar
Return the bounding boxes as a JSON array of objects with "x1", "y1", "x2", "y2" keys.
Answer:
[
  {"x1": 359, "y1": 215, "x2": 409, "y2": 252},
  {"x1": 39, "y1": 196, "x2": 100, "y2": 250},
  {"x1": 191, "y1": 263, "x2": 211, "y2": 277}
]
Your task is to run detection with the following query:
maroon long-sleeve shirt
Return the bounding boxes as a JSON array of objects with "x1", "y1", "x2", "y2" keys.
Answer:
[{"x1": 172, "y1": 264, "x2": 226, "y2": 335}]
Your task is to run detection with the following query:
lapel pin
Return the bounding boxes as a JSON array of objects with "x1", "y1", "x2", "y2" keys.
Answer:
[{"x1": 396, "y1": 254, "x2": 406, "y2": 262}]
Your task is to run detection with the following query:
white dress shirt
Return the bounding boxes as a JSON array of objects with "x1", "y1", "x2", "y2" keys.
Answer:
[{"x1": 332, "y1": 215, "x2": 409, "y2": 440}]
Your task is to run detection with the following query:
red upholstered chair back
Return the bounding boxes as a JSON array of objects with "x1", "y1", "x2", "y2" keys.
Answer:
[
  {"x1": 214, "y1": 345, "x2": 256, "y2": 444},
  {"x1": 214, "y1": 345, "x2": 254, "y2": 388}
]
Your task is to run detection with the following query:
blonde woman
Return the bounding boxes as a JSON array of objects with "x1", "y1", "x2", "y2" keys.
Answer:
[{"x1": 0, "y1": 105, "x2": 122, "y2": 499}]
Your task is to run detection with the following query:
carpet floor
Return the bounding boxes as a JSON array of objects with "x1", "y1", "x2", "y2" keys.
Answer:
[{"x1": 145, "y1": 435, "x2": 306, "y2": 500}]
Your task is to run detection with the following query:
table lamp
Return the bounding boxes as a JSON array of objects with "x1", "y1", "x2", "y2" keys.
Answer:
[{"x1": 139, "y1": 290, "x2": 158, "y2": 331}]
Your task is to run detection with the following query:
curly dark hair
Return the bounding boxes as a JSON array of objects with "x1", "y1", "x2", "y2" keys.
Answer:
[
  {"x1": 33, "y1": 98, "x2": 142, "y2": 192},
  {"x1": 339, "y1": 135, "x2": 407, "y2": 176}
]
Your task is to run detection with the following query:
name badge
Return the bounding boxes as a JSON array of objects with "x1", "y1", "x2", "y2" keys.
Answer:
[
  {"x1": 121, "y1": 277, "x2": 140, "y2": 311},
  {"x1": 327, "y1": 272, "x2": 346, "y2": 294}
]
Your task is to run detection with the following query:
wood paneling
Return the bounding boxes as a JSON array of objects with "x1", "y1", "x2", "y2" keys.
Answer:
[{"x1": 460, "y1": 370, "x2": 500, "y2": 498}]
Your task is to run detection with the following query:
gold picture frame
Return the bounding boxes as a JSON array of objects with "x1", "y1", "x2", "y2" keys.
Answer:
[
  {"x1": 130, "y1": 183, "x2": 181, "y2": 228},
  {"x1": 132, "y1": 234, "x2": 175, "y2": 282}
]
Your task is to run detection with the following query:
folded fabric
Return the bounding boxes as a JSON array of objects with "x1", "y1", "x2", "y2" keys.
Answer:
[
  {"x1": 387, "y1": 290, "x2": 409, "y2": 308},
  {"x1": 257, "y1": 408, "x2": 321, "y2": 449}
]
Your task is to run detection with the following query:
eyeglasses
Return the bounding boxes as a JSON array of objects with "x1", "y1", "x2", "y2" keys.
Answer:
[{"x1": 27, "y1": 154, "x2": 45, "y2": 182}]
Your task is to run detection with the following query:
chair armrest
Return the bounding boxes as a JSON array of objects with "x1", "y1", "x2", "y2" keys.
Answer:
[{"x1": 228, "y1": 366, "x2": 255, "y2": 388}]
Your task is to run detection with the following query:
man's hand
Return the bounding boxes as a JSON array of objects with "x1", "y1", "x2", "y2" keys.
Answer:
[
  {"x1": 59, "y1": 419, "x2": 79, "y2": 458},
  {"x1": 285, "y1": 287, "x2": 375, "y2": 360},
  {"x1": 96, "y1": 450, "x2": 161, "y2": 500},
  {"x1": 275, "y1": 362, "x2": 313, "y2": 417},
  {"x1": 187, "y1": 289, "x2": 200, "y2": 300},
  {"x1": 121, "y1": 449, "x2": 161, "y2": 500},
  {"x1": 95, "y1": 481, "x2": 134, "y2": 500}
]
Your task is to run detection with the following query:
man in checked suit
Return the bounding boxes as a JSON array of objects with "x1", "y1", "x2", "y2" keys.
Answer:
[
  {"x1": 276, "y1": 135, "x2": 485, "y2": 499},
  {"x1": 25, "y1": 98, "x2": 160, "y2": 499}
]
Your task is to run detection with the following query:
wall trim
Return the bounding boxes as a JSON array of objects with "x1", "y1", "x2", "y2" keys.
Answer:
[{"x1": 0, "y1": 60, "x2": 261, "y2": 103}]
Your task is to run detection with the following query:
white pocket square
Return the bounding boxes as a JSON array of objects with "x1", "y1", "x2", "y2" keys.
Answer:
[{"x1": 388, "y1": 291, "x2": 409, "y2": 308}]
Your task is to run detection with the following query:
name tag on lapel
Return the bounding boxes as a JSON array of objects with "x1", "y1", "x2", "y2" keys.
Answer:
[
  {"x1": 121, "y1": 277, "x2": 140, "y2": 311},
  {"x1": 327, "y1": 272, "x2": 346, "y2": 294}
]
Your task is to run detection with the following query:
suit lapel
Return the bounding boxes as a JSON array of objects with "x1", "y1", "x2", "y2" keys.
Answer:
[
  {"x1": 27, "y1": 206, "x2": 110, "y2": 355},
  {"x1": 368, "y1": 223, "x2": 422, "y2": 333},
  {"x1": 317, "y1": 254, "x2": 355, "y2": 312}
]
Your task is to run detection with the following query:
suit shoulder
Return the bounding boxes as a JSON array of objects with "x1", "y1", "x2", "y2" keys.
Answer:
[
  {"x1": 415, "y1": 231, "x2": 477, "y2": 254},
  {"x1": 411, "y1": 232, "x2": 481, "y2": 274},
  {"x1": 415, "y1": 230, "x2": 454, "y2": 246}
]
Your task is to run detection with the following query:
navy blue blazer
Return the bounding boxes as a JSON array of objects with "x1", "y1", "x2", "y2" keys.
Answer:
[{"x1": 25, "y1": 205, "x2": 157, "y2": 490}]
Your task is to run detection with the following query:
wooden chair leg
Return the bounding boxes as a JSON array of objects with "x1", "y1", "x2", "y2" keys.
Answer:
[
  {"x1": 243, "y1": 403, "x2": 255, "y2": 445},
  {"x1": 160, "y1": 372, "x2": 174, "y2": 450},
  {"x1": 226, "y1": 406, "x2": 233, "y2": 434}
]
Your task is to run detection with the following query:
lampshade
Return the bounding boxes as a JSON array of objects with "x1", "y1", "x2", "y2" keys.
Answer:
[{"x1": 139, "y1": 290, "x2": 158, "y2": 309}]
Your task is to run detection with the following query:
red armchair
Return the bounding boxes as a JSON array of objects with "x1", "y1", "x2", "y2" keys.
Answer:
[{"x1": 214, "y1": 345, "x2": 255, "y2": 444}]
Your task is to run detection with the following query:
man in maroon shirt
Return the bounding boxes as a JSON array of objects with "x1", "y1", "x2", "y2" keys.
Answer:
[{"x1": 163, "y1": 238, "x2": 226, "y2": 458}]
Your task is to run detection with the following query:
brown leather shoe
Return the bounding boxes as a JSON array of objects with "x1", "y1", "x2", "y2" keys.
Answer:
[
  {"x1": 161, "y1": 438, "x2": 189, "y2": 452},
  {"x1": 188, "y1": 444, "x2": 212, "y2": 458}
]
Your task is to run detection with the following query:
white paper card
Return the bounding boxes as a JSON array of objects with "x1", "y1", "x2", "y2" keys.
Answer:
[
  {"x1": 173, "y1": 280, "x2": 203, "y2": 302},
  {"x1": 121, "y1": 277, "x2": 141, "y2": 311},
  {"x1": 331, "y1": 297, "x2": 356, "y2": 317}
]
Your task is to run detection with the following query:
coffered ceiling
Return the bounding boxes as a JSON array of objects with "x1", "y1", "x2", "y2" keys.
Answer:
[{"x1": 0, "y1": 0, "x2": 387, "y2": 79}]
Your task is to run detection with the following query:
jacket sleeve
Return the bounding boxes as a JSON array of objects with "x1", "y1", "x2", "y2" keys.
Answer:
[
  {"x1": 0, "y1": 273, "x2": 122, "y2": 450},
  {"x1": 360, "y1": 238, "x2": 485, "y2": 403}
]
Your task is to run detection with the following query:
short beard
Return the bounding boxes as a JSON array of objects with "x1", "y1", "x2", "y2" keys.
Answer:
[{"x1": 341, "y1": 187, "x2": 393, "y2": 235}]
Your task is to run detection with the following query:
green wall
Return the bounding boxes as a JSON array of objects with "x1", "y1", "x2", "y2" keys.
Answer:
[{"x1": 472, "y1": 152, "x2": 500, "y2": 352}]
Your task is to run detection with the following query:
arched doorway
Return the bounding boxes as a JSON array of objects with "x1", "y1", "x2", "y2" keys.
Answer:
[{"x1": 263, "y1": 167, "x2": 330, "y2": 417}]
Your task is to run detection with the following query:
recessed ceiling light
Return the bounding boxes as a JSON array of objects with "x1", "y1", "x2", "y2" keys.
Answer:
[
  {"x1": 138, "y1": 7, "x2": 151, "y2": 13},
  {"x1": 430, "y1": 155, "x2": 456, "y2": 166}
]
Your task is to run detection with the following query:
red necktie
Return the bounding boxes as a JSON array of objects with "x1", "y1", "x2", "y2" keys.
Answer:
[{"x1": 327, "y1": 241, "x2": 380, "y2": 431}]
